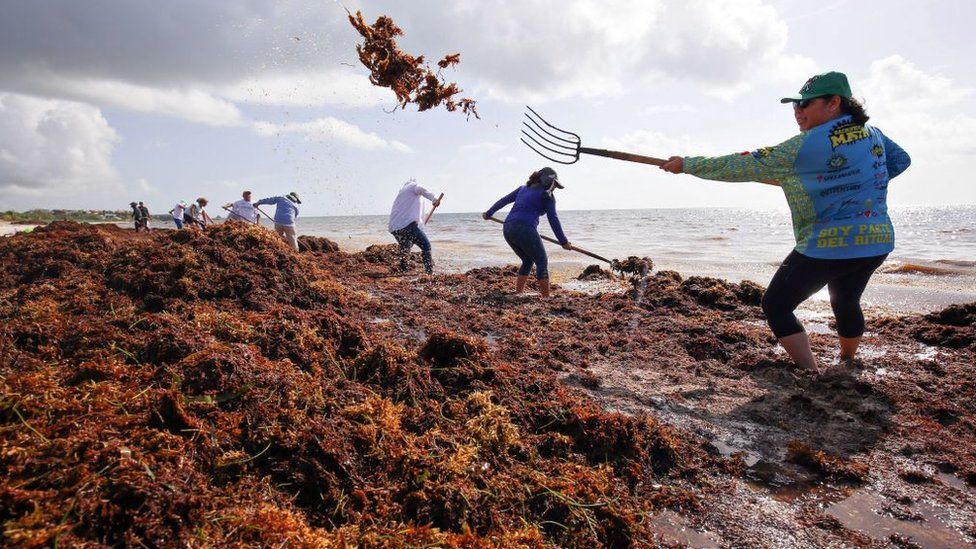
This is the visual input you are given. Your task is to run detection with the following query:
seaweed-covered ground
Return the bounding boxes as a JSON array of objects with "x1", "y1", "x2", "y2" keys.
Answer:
[{"x1": 2, "y1": 222, "x2": 974, "y2": 547}]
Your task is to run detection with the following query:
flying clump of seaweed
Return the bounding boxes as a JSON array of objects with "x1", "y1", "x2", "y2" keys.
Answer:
[{"x1": 347, "y1": 10, "x2": 479, "y2": 119}]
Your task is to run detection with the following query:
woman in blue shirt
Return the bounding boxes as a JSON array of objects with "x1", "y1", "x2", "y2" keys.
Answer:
[
  {"x1": 658, "y1": 71, "x2": 910, "y2": 371},
  {"x1": 484, "y1": 167, "x2": 572, "y2": 298}
]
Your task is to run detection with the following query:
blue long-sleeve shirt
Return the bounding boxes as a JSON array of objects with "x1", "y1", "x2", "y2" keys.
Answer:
[
  {"x1": 485, "y1": 185, "x2": 568, "y2": 244},
  {"x1": 684, "y1": 115, "x2": 911, "y2": 259},
  {"x1": 254, "y1": 196, "x2": 299, "y2": 226}
]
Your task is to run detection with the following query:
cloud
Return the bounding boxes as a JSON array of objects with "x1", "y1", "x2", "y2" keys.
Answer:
[
  {"x1": 0, "y1": 0, "x2": 816, "y2": 117},
  {"x1": 252, "y1": 117, "x2": 412, "y2": 152},
  {"x1": 601, "y1": 130, "x2": 719, "y2": 157},
  {"x1": 13, "y1": 70, "x2": 243, "y2": 126},
  {"x1": 857, "y1": 55, "x2": 976, "y2": 155},
  {"x1": 0, "y1": 93, "x2": 120, "y2": 194},
  {"x1": 221, "y1": 69, "x2": 392, "y2": 109},
  {"x1": 859, "y1": 55, "x2": 973, "y2": 109},
  {"x1": 375, "y1": 0, "x2": 816, "y2": 102}
]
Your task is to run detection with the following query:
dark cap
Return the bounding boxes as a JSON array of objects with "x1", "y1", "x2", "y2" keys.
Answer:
[{"x1": 538, "y1": 167, "x2": 563, "y2": 189}]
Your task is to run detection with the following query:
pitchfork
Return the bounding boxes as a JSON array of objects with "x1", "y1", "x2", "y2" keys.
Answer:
[{"x1": 521, "y1": 106, "x2": 667, "y2": 166}]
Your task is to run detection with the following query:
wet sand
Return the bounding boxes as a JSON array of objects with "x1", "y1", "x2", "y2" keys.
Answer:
[{"x1": 2, "y1": 222, "x2": 974, "y2": 546}]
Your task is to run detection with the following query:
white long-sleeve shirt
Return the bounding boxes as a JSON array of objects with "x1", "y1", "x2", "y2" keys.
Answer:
[
  {"x1": 388, "y1": 180, "x2": 437, "y2": 232},
  {"x1": 228, "y1": 199, "x2": 258, "y2": 223}
]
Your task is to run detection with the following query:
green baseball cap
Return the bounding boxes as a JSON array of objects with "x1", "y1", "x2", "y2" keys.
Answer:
[{"x1": 780, "y1": 71, "x2": 852, "y2": 103}]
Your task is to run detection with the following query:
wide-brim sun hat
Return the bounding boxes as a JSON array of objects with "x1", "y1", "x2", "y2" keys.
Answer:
[
  {"x1": 286, "y1": 192, "x2": 302, "y2": 204},
  {"x1": 780, "y1": 71, "x2": 853, "y2": 103}
]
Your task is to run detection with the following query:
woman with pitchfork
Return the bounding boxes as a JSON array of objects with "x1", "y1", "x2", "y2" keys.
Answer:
[
  {"x1": 483, "y1": 167, "x2": 572, "y2": 299},
  {"x1": 659, "y1": 71, "x2": 911, "y2": 371}
]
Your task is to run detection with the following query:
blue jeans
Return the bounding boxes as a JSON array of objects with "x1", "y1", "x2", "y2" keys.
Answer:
[
  {"x1": 172, "y1": 217, "x2": 184, "y2": 229},
  {"x1": 390, "y1": 222, "x2": 433, "y2": 274},
  {"x1": 503, "y1": 220, "x2": 548, "y2": 279}
]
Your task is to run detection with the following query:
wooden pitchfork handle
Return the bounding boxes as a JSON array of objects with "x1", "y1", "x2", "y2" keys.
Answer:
[
  {"x1": 222, "y1": 206, "x2": 258, "y2": 224},
  {"x1": 579, "y1": 147, "x2": 667, "y2": 166},
  {"x1": 254, "y1": 205, "x2": 276, "y2": 223},
  {"x1": 487, "y1": 216, "x2": 612, "y2": 265},
  {"x1": 424, "y1": 193, "x2": 444, "y2": 224}
]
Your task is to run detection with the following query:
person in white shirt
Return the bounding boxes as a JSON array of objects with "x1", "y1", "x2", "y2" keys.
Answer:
[
  {"x1": 168, "y1": 201, "x2": 187, "y2": 229},
  {"x1": 387, "y1": 178, "x2": 441, "y2": 274},
  {"x1": 224, "y1": 191, "x2": 259, "y2": 224}
]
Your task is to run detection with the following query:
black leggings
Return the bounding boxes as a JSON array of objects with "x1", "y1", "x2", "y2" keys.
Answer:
[{"x1": 762, "y1": 250, "x2": 887, "y2": 339}]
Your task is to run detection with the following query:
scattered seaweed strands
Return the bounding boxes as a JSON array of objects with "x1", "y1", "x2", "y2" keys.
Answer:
[
  {"x1": 786, "y1": 441, "x2": 869, "y2": 483},
  {"x1": 347, "y1": 10, "x2": 478, "y2": 119},
  {"x1": 884, "y1": 263, "x2": 957, "y2": 276}
]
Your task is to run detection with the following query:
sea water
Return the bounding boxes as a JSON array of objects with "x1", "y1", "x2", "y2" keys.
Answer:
[{"x1": 290, "y1": 205, "x2": 976, "y2": 314}]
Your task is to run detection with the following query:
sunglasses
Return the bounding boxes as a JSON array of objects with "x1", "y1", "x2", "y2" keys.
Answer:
[{"x1": 795, "y1": 95, "x2": 832, "y2": 109}]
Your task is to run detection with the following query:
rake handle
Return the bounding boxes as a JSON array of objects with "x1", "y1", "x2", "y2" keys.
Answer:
[
  {"x1": 487, "y1": 217, "x2": 612, "y2": 265},
  {"x1": 579, "y1": 147, "x2": 667, "y2": 166},
  {"x1": 424, "y1": 193, "x2": 444, "y2": 225},
  {"x1": 222, "y1": 206, "x2": 259, "y2": 224}
]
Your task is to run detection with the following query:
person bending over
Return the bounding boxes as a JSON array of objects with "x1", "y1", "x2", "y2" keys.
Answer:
[{"x1": 484, "y1": 167, "x2": 572, "y2": 298}]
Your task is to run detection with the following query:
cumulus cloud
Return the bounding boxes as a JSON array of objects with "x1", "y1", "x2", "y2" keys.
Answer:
[
  {"x1": 0, "y1": 93, "x2": 120, "y2": 194},
  {"x1": 14, "y1": 70, "x2": 243, "y2": 126},
  {"x1": 252, "y1": 117, "x2": 412, "y2": 152},
  {"x1": 0, "y1": 0, "x2": 814, "y2": 116},
  {"x1": 857, "y1": 55, "x2": 976, "y2": 155},
  {"x1": 372, "y1": 0, "x2": 816, "y2": 102},
  {"x1": 859, "y1": 55, "x2": 973, "y2": 110}
]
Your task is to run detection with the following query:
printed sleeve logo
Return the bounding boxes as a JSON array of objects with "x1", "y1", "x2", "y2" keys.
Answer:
[
  {"x1": 827, "y1": 154, "x2": 848, "y2": 170},
  {"x1": 799, "y1": 75, "x2": 819, "y2": 93},
  {"x1": 751, "y1": 147, "x2": 774, "y2": 159},
  {"x1": 829, "y1": 121, "x2": 869, "y2": 149},
  {"x1": 870, "y1": 144, "x2": 884, "y2": 157}
]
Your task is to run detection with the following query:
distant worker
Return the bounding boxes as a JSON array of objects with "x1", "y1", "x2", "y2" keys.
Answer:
[
  {"x1": 138, "y1": 202, "x2": 150, "y2": 231},
  {"x1": 255, "y1": 192, "x2": 301, "y2": 251},
  {"x1": 130, "y1": 202, "x2": 144, "y2": 231},
  {"x1": 658, "y1": 71, "x2": 911, "y2": 370},
  {"x1": 186, "y1": 197, "x2": 213, "y2": 229},
  {"x1": 168, "y1": 201, "x2": 187, "y2": 229},
  {"x1": 388, "y1": 178, "x2": 441, "y2": 274},
  {"x1": 483, "y1": 167, "x2": 571, "y2": 298},
  {"x1": 224, "y1": 190, "x2": 259, "y2": 224}
]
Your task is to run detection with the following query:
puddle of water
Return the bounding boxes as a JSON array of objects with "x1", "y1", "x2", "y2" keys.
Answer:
[
  {"x1": 649, "y1": 510, "x2": 722, "y2": 549},
  {"x1": 937, "y1": 472, "x2": 975, "y2": 493},
  {"x1": 827, "y1": 490, "x2": 971, "y2": 548},
  {"x1": 711, "y1": 439, "x2": 761, "y2": 467}
]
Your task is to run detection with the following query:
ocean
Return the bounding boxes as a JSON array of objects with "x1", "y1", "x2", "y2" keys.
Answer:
[{"x1": 293, "y1": 205, "x2": 976, "y2": 315}]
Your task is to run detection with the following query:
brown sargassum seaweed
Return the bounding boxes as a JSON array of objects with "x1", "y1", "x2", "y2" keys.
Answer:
[
  {"x1": 348, "y1": 11, "x2": 478, "y2": 119},
  {"x1": 0, "y1": 222, "x2": 708, "y2": 546}
]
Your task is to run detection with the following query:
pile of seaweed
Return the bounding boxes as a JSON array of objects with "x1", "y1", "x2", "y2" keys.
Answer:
[
  {"x1": 348, "y1": 11, "x2": 478, "y2": 119},
  {"x1": 0, "y1": 222, "x2": 713, "y2": 546},
  {"x1": 878, "y1": 302, "x2": 976, "y2": 351}
]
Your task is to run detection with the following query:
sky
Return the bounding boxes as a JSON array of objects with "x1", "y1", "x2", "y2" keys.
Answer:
[{"x1": 1, "y1": 0, "x2": 974, "y2": 215}]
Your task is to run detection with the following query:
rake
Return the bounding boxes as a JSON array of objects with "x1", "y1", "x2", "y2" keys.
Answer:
[{"x1": 521, "y1": 106, "x2": 667, "y2": 166}]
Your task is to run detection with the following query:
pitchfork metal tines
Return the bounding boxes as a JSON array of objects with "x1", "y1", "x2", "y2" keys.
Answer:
[
  {"x1": 520, "y1": 106, "x2": 668, "y2": 167},
  {"x1": 521, "y1": 106, "x2": 584, "y2": 165}
]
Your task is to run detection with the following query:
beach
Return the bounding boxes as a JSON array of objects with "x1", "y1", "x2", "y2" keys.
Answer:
[
  {"x1": 1, "y1": 221, "x2": 974, "y2": 546},
  {"x1": 0, "y1": 220, "x2": 39, "y2": 237}
]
